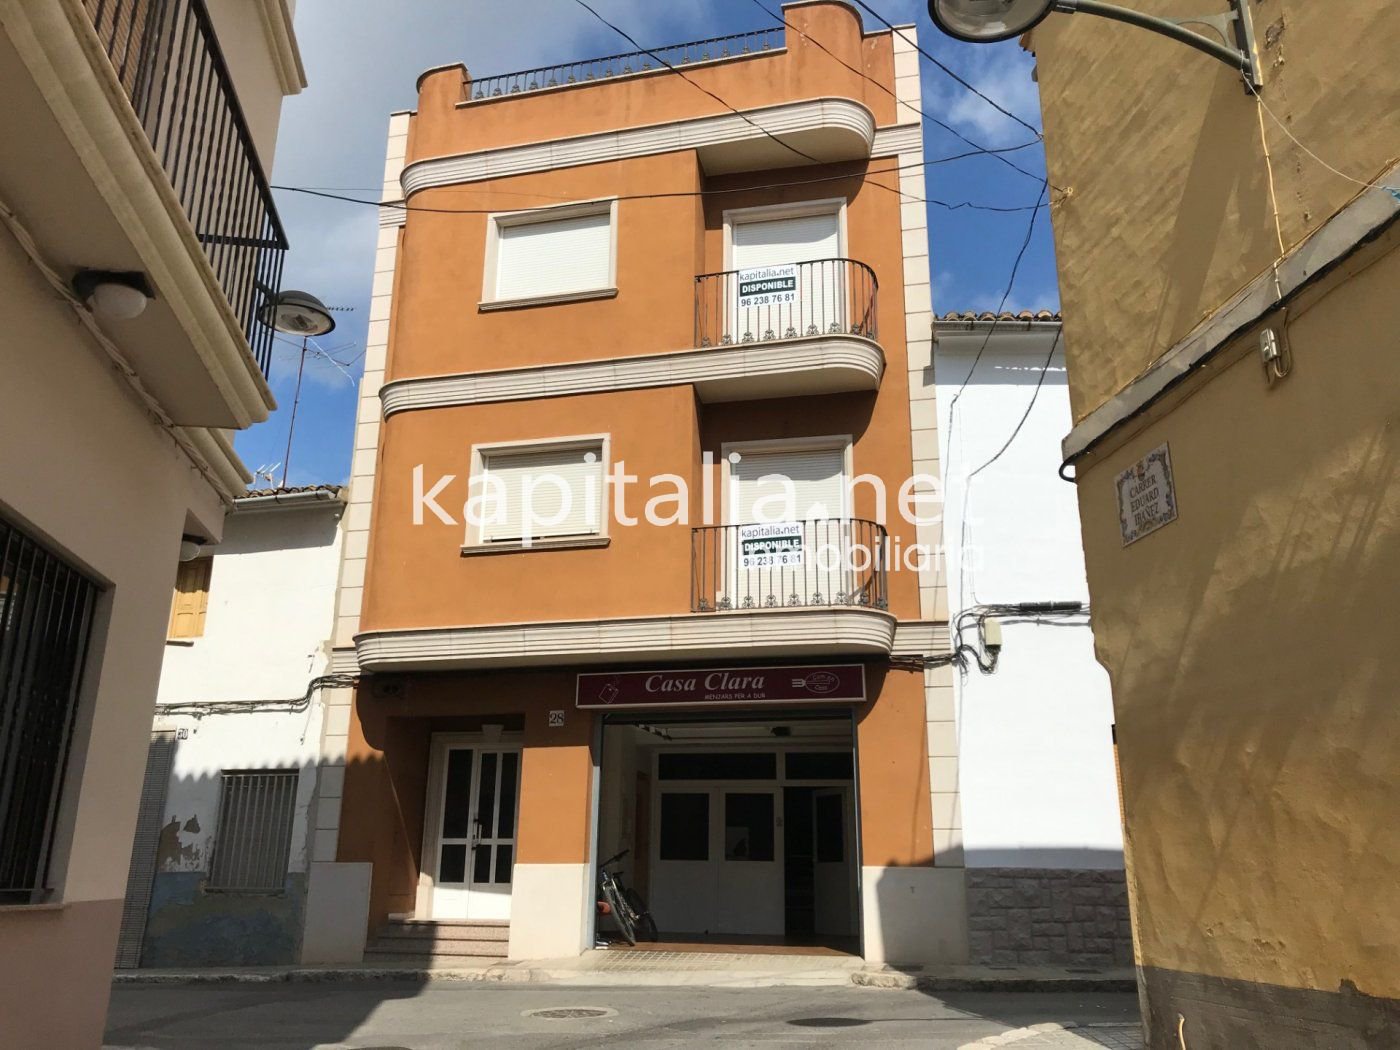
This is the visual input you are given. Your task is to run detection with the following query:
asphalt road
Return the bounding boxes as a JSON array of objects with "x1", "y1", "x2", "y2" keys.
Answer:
[{"x1": 104, "y1": 983, "x2": 1140, "y2": 1049}]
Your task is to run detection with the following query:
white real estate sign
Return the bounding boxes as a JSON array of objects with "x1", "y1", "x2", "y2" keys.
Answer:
[
  {"x1": 736, "y1": 264, "x2": 800, "y2": 309},
  {"x1": 739, "y1": 521, "x2": 805, "y2": 568}
]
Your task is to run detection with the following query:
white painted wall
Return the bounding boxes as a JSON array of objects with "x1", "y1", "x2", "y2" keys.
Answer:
[
  {"x1": 159, "y1": 504, "x2": 343, "y2": 704},
  {"x1": 153, "y1": 501, "x2": 344, "y2": 874},
  {"x1": 935, "y1": 323, "x2": 1123, "y2": 868}
]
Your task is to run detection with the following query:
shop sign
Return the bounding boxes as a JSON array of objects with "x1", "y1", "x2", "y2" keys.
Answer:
[
  {"x1": 1117, "y1": 443, "x2": 1178, "y2": 546},
  {"x1": 738, "y1": 521, "x2": 804, "y2": 568},
  {"x1": 576, "y1": 664, "x2": 866, "y2": 709},
  {"x1": 736, "y1": 264, "x2": 799, "y2": 309}
]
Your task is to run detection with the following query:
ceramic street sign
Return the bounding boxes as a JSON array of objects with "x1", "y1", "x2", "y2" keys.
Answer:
[{"x1": 1117, "y1": 443, "x2": 1178, "y2": 546}]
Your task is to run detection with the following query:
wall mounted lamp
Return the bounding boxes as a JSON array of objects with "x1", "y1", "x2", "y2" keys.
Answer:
[
  {"x1": 72, "y1": 270, "x2": 155, "y2": 321},
  {"x1": 928, "y1": 0, "x2": 1263, "y2": 90}
]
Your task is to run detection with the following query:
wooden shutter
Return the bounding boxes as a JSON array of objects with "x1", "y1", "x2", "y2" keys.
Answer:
[
  {"x1": 495, "y1": 211, "x2": 612, "y2": 300},
  {"x1": 481, "y1": 445, "x2": 603, "y2": 542},
  {"x1": 168, "y1": 557, "x2": 212, "y2": 639}
]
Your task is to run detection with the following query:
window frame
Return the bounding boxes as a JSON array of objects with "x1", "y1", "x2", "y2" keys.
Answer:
[
  {"x1": 462, "y1": 434, "x2": 612, "y2": 553},
  {"x1": 719, "y1": 434, "x2": 854, "y2": 526},
  {"x1": 481, "y1": 197, "x2": 620, "y2": 310},
  {"x1": 721, "y1": 197, "x2": 849, "y2": 270}
]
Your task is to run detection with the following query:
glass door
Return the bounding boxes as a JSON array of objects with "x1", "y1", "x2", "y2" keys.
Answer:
[{"x1": 429, "y1": 745, "x2": 519, "y2": 920}]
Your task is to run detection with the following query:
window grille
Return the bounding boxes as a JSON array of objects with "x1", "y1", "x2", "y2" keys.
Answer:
[
  {"x1": 0, "y1": 516, "x2": 98, "y2": 904},
  {"x1": 207, "y1": 770, "x2": 299, "y2": 892}
]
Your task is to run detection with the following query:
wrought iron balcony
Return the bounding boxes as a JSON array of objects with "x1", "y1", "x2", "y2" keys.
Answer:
[
  {"x1": 464, "y1": 27, "x2": 784, "y2": 102},
  {"x1": 85, "y1": 0, "x2": 287, "y2": 377},
  {"x1": 695, "y1": 258, "x2": 879, "y2": 349},
  {"x1": 691, "y1": 518, "x2": 890, "y2": 614}
]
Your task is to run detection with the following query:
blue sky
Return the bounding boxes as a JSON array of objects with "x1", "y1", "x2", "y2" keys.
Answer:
[{"x1": 239, "y1": 0, "x2": 1060, "y2": 487}]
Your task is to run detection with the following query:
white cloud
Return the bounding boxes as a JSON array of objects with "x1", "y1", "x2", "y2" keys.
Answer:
[{"x1": 921, "y1": 40, "x2": 1042, "y2": 149}]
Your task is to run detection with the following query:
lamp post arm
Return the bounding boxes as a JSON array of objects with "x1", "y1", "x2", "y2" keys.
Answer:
[{"x1": 1053, "y1": 0, "x2": 1261, "y2": 88}]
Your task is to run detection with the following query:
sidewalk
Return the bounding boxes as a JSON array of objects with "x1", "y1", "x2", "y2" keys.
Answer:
[{"x1": 112, "y1": 952, "x2": 1137, "y2": 993}]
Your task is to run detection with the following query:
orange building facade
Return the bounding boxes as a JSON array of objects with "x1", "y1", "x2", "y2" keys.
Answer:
[{"x1": 309, "y1": 2, "x2": 967, "y2": 966}]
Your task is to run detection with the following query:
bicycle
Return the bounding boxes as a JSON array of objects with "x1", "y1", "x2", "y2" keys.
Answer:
[{"x1": 597, "y1": 849, "x2": 659, "y2": 945}]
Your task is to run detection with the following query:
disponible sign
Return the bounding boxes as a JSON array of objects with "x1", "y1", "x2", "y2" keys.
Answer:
[
  {"x1": 1116, "y1": 443, "x2": 1178, "y2": 546},
  {"x1": 736, "y1": 264, "x2": 799, "y2": 309},
  {"x1": 738, "y1": 521, "x2": 804, "y2": 568},
  {"x1": 577, "y1": 664, "x2": 866, "y2": 709}
]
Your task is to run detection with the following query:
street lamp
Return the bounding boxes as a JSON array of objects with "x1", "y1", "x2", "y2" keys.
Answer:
[
  {"x1": 927, "y1": 0, "x2": 1262, "y2": 89},
  {"x1": 258, "y1": 290, "x2": 337, "y2": 489}
]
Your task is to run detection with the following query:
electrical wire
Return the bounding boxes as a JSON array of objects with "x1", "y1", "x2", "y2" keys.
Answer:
[
  {"x1": 967, "y1": 327, "x2": 1063, "y2": 480},
  {"x1": 847, "y1": 0, "x2": 1043, "y2": 140},
  {"x1": 1247, "y1": 79, "x2": 1400, "y2": 201},
  {"x1": 155, "y1": 674, "x2": 359, "y2": 717},
  {"x1": 744, "y1": 0, "x2": 1048, "y2": 185},
  {"x1": 571, "y1": 0, "x2": 827, "y2": 171},
  {"x1": 274, "y1": 168, "x2": 1048, "y2": 216}
]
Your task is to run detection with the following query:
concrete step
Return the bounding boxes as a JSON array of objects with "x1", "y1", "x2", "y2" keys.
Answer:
[
  {"x1": 366, "y1": 941, "x2": 508, "y2": 959},
  {"x1": 376, "y1": 923, "x2": 510, "y2": 944}
]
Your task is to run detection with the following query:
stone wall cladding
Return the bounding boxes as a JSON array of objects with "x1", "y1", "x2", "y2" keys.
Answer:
[{"x1": 966, "y1": 868, "x2": 1134, "y2": 968}]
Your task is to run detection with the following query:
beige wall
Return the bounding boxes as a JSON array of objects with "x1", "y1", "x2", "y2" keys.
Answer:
[
  {"x1": 1071, "y1": 230, "x2": 1400, "y2": 1041},
  {"x1": 0, "y1": 222, "x2": 226, "y2": 1048},
  {"x1": 1029, "y1": 0, "x2": 1400, "y2": 421},
  {"x1": 204, "y1": 0, "x2": 302, "y2": 173}
]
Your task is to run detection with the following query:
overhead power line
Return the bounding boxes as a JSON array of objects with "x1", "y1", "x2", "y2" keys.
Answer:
[
  {"x1": 570, "y1": 0, "x2": 827, "y2": 171},
  {"x1": 847, "y1": 0, "x2": 1043, "y2": 140},
  {"x1": 274, "y1": 156, "x2": 1049, "y2": 215},
  {"x1": 744, "y1": 0, "x2": 1046, "y2": 185}
]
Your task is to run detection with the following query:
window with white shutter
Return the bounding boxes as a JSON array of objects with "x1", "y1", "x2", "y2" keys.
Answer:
[
  {"x1": 489, "y1": 204, "x2": 615, "y2": 304},
  {"x1": 729, "y1": 446, "x2": 848, "y2": 524},
  {"x1": 477, "y1": 443, "x2": 605, "y2": 543}
]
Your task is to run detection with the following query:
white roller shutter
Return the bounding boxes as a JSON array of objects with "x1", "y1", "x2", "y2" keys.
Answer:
[
  {"x1": 731, "y1": 211, "x2": 840, "y2": 269},
  {"x1": 480, "y1": 445, "x2": 603, "y2": 542},
  {"x1": 495, "y1": 210, "x2": 612, "y2": 301},
  {"x1": 730, "y1": 447, "x2": 847, "y2": 523}
]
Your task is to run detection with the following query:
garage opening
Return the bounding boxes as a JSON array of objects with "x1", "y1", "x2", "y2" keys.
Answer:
[{"x1": 596, "y1": 710, "x2": 859, "y2": 956}]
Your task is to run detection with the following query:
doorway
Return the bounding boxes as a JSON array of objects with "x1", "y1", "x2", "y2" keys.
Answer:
[
  {"x1": 418, "y1": 736, "x2": 521, "y2": 920},
  {"x1": 597, "y1": 712, "x2": 859, "y2": 953}
]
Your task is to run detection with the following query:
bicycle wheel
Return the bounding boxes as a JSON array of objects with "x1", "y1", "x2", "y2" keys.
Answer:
[
  {"x1": 605, "y1": 883, "x2": 638, "y2": 945},
  {"x1": 624, "y1": 889, "x2": 659, "y2": 942}
]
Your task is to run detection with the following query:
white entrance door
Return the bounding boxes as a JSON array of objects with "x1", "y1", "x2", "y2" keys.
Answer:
[
  {"x1": 649, "y1": 785, "x2": 785, "y2": 937},
  {"x1": 812, "y1": 787, "x2": 856, "y2": 937},
  {"x1": 730, "y1": 210, "x2": 842, "y2": 342},
  {"x1": 715, "y1": 787, "x2": 783, "y2": 934},
  {"x1": 726, "y1": 446, "x2": 850, "y2": 608},
  {"x1": 426, "y1": 743, "x2": 520, "y2": 920}
]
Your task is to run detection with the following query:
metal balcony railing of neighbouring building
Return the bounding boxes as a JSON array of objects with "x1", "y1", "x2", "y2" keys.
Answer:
[
  {"x1": 691, "y1": 518, "x2": 889, "y2": 613},
  {"x1": 84, "y1": 0, "x2": 288, "y2": 377},
  {"x1": 464, "y1": 26, "x2": 784, "y2": 101},
  {"x1": 694, "y1": 258, "x2": 879, "y2": 349}
]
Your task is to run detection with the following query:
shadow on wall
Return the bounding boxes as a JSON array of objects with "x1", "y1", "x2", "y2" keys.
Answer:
[{"x1": 127, "y1": 760, "x2": 325, "y2": 970}]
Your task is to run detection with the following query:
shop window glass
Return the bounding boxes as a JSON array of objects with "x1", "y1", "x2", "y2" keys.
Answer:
[
  {"x1": 659, "y1": 792, "x2": 709, "y2": 860},
  {"x1": 724, "y1": 792, "x2": 775, "y2": 862},
  {"x1": 658, "y1": 752, "x2": 776, "y2": 780},
  {"x1": 815, "y1": 792, "x2": 845, "y2": 863},
  {"x1": 785, "y1": 751, "x2": 853, "y2": 780}
]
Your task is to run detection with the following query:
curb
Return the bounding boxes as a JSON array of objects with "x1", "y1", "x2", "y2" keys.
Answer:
[
  {"x1": 852, "y1": 971, "x2": 1138, "y2": 994},
  {"x1": 112, "y1": 967, "x2": 517, "y2": 985}
]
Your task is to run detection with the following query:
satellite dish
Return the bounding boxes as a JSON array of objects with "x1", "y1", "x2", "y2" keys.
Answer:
[
  {"x1": 258, "y1": 289, "x2": 337, "y2": 337},
  {"x1": 928, "y1": 0, "x2": 1057, "y2": 42}
]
